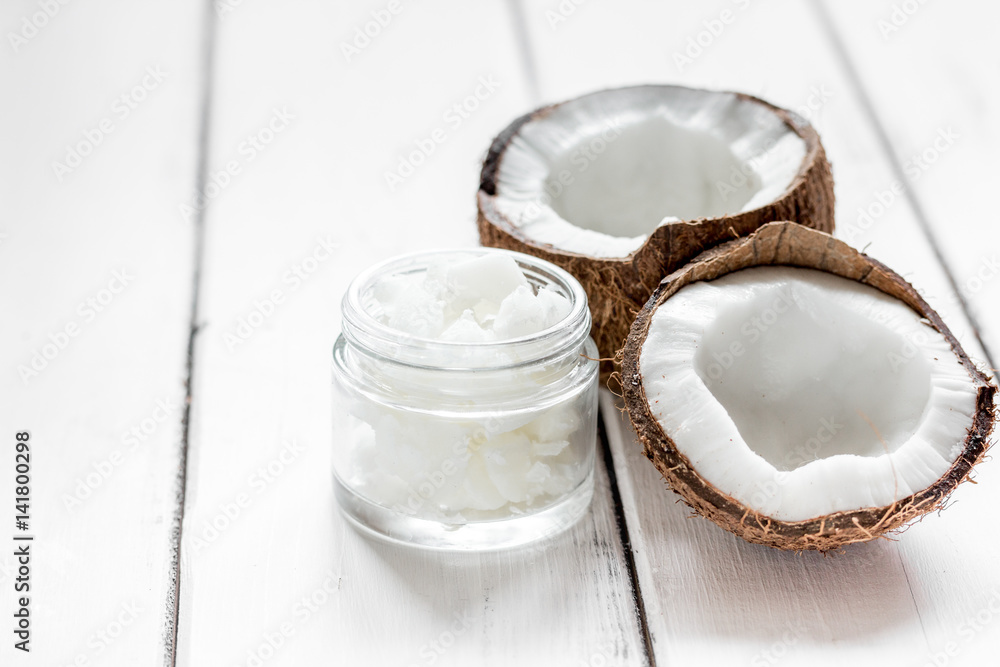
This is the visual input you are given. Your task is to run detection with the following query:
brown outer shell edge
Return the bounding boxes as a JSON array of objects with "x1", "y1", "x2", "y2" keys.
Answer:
[
  {"x1": 621, "y1": 221, "x2": 997, "y2": 552},
  {"x1": 477, "y1": 84, "x2": 836, "y2": 379}
]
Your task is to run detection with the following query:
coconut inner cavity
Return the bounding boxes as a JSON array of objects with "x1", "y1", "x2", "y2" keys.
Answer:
[
  {"x1": 640, "y1": 266, "x2": 979, "y2": 521},
  {"x1": 544, "y1": 116, "x2": 762, "y2": 238},
  {"x1": 693, "y1": 277, "x2": 930, "y2": 471},
  {"x1": 493, "y1": 86, "x2": 808, "y2": 258}
]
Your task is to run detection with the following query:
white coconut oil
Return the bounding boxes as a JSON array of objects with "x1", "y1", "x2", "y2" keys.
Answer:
[{"x1": 332, "y1": 249, "x2": 599, "y2": 549}]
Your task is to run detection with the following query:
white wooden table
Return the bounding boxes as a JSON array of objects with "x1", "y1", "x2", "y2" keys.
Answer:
[{"x1": 3, "y1": 1, "x2": 999, "y2": 664}]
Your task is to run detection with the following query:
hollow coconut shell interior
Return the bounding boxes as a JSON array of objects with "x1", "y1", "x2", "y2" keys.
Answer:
[
  {"x1": 621, "y1": 221, "x2": 996, "y2": 551},
  {"x1": 478, "y1": 85, "x2": 836, "y2": 379}
]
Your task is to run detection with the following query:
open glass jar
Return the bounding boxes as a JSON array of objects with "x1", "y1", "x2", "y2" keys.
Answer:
[{"x1": 332, "y1": 248, "x2": 598, "y2": 550}]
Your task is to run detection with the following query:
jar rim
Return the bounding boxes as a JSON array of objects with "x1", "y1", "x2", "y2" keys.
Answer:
[{"x1": 338, "y1": 248, "x2": 592, "y2": 370}]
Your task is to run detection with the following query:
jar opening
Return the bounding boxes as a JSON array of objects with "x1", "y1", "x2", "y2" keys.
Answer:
[{"x1": 339, "y1": 248, "x2": 592, "y2": 370}]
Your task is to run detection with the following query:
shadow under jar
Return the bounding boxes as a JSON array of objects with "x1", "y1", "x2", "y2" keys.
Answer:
[{"x1": 332, "y1": 249, "x2": 599, "y2": 550}]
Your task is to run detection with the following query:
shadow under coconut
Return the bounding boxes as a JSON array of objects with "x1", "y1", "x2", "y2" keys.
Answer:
[{"x1": 609, "y1": 407, "x2": 930, "y2": 653}]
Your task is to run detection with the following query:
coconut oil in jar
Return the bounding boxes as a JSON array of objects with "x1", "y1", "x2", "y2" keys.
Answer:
[{"x1": 332, "y1": 249, "x2": 599, "y2": 549}]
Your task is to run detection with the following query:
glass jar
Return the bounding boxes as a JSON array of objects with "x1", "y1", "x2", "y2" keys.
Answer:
[{"x1": 332, "y1": 248, "x2": 599, "y2": 550}]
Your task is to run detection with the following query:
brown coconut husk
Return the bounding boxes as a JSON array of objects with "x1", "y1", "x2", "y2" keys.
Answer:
[
  {"x1": 621, "y1": 221, "x2": 997, "y2": 551},
  {"x1": 478, "y1": 85, "x2": 836, "y2": 380}
]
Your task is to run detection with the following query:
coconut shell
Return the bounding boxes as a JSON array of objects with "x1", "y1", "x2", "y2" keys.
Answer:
[
  {"x1": 477, "y1": 86, "x2": 836, "y2": 380},
  {"x1": 621, "y1": 221, "x2": 997, "y2": 551}
]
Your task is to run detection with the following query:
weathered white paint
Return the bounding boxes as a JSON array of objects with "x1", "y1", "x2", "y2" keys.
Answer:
[
  {"x1": 174, "y1": 1, "x2": 645, "y2": 665},
  {"x1": 4, "y1": 1, "x2": 997, "y2": 664},
  {"x1": 0, "y1": 1, "x2": 206, "y2": 664}
]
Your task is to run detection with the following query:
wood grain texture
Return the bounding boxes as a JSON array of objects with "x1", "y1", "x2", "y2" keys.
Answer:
[
  {"x1": 5, "y1": 0, "x2": 995, "y2": 664},
  {"x1": 815, "y1": 3, "x2": 1000, "y2": 664},
  {"x1": 0, "y1": 0, "x2": 206, "y2": 664},
  {"x1": 514, "y1": 0, "x2": 999, "y2": 664},
  {"x1": 175, "y1": 1, "x2": 645, "y2": 665}
]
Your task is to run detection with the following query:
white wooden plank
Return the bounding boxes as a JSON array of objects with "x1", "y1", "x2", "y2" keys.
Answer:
[
  {"x1": 176, "y1": 1, "x2": 646, "y2": 665},
  {"x1": 0, "y1": 0, "x2": 205, "y2": 664},
  {"x1": 520, "y1": 0, "x2": 999, "y2": 664},
  {"x1": 811, "y1": 3, "x2": 1000, "y2": 664}
]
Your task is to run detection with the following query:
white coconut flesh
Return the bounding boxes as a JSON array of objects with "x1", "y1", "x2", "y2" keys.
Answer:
[
  {"x1": 492, "y1": 86, "x2": 808, "y2": 258},
  {"x1": 640, "y1": 266, "x2": 979, "y2": 522}
]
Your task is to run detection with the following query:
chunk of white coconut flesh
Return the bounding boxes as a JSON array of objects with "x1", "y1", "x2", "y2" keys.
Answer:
[{"x1": 639, "y1": 266, "x2": 978, "y2": 522}]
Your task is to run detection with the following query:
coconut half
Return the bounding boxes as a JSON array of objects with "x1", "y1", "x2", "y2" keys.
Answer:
[
  {"x1": 622, "y1": 222, "x2": 996, "y2": 551},
  {"x1": 478, "y1": 85, "x2": 835, "y2": 374}
]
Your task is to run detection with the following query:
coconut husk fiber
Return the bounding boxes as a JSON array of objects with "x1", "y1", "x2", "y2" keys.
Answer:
[{"x1": 621, "y1": 221, "x2": 996, "y2": 551}]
